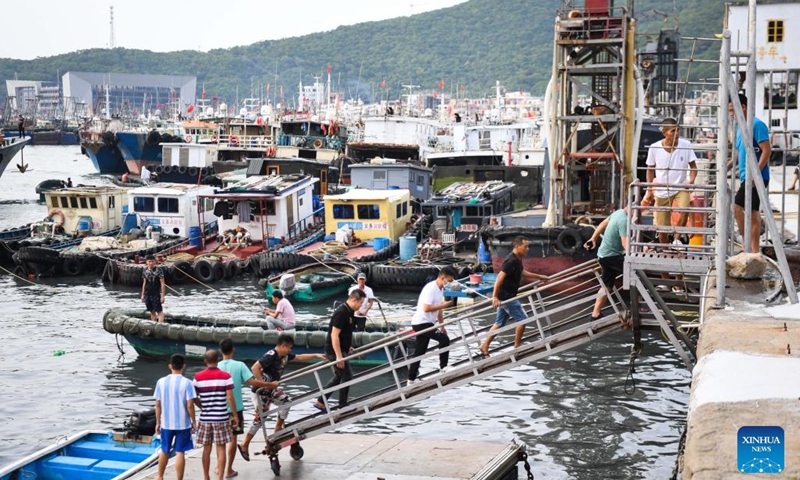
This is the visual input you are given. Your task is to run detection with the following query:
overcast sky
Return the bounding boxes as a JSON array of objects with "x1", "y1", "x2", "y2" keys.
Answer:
[{"x1": 2, "y1": 0, "x2": 468, "y2": 60}]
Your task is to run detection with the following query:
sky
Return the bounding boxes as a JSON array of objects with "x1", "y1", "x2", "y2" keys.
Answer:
[{"x1": 2, "y1": 0, "x2": 468, "y2": 60}]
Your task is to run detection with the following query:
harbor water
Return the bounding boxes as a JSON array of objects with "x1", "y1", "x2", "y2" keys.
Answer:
[{"x1": 0, "y1": 147, "x2": 691, "y2": 479}]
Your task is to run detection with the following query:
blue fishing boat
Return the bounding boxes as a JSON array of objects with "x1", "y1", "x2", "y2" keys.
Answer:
[
  {"x1": 103, "y1": 309, "x2": 411, "y2": 366},
  {"x1": 0, "y1": 431, "x2": 160, "y2": 480},
  {"x1": 81, "y1": 137, "x2": 128, "y2": 174},
  {"x1": 444, "y1": 273, "x2": 499, "y2": 300}
]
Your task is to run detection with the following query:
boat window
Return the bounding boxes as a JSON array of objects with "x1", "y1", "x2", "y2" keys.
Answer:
[
  {"x1": 89, "y1": 197, "x2": 98, "y2": 209},
  {"x1": 60, "y1": 196, "x2": 69, "y2": 208},
  {"x1": 268, "y1": 166, "x2": 279, "y2": 176},
  {"x1": 466, "y1": 206, "x2": 480, "y2": 217},
  {"x1": 79, "y1": 197, "x2": 88, "y2": 209},
  {"x1": 373, "y1": 170, "x2": 386, "y2": 180},
  {"x1": 299, "y1": 196, "x2": 304, "y2": 207},
  {"x1": 133, "y1": 196, "x2": 155, "y2": 213},
  {"x1": 109, "y1": 196, "x2": 115, "y2": 208},
  {"x1": 158, "y1": 197, "x2": 180, "y2": 213},
  {"x1": 358, "y1": 204, "x2": 380, "y2": 219},
  {"x1": 484, "y1": 206, "x2": 493, "y2": 216},
  {"x1": 417, "y1": 174, "x2": 424, "y2": 185},
  {"x1": 51, "y1": 197, "x2": 59, "y2": 208},
  {"x1": 403, "y1": 201, "x2": 408, "y2": 216},
  {"x1": 422, "y1": 206, "x2": 434, "y2": 217},
  {"x1": 333, "y1": 204, "x2": 354, "y2": 219},
  {"x1": 396, "y1": 203, "x2": 402, "y2": 218},
  {"x1": 69, "y1": 197, "x2": 78, "y2": 208},
  {"x1": 265, "y1": 200, "x2": 276, "y2": 216}
]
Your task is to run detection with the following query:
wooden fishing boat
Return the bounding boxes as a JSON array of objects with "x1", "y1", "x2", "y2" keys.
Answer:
[
  {"x1": 0, "y1": 431, "x2": 160, "y2": 480},
  {"x1": 265, "y1": 261, "x2": 361, "y2": 303},
  {"x1": 103, "y1": 308, "x2": 410, "y2": 365}
]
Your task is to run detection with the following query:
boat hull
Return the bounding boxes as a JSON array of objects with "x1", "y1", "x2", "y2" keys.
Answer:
[
  {"x1": 265, "y1": 262, "x2": 360, "y2": 303},
  {"x1": 0, "y1": 430, "x2": 160, "y2": 480},
  {"x1": 103, "y1": 309, "x2": 402, "y2": 365},
  {"x1": 117, "y1": 132, "x2": 163, "y2": 174},
  {"x1": 81, "y1": 140, "x2": 128, "y2": 174},
  {"x1": 0, "y1": 137, "x2": 29, "y2": 179}
]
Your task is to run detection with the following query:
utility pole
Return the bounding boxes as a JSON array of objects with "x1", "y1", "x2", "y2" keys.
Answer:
[{"x1": 109, "y1": 6, "x2": 116, "y2": 49}]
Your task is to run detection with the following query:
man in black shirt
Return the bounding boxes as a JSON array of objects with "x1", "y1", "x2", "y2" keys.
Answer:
[
  {"x1": 312, "y1": 289, "x2": 366, "y2": 412},
  {"x1": 479, "y1": 237, "x2": 546, "y2": 357},
  {"x1": 237, "y1": 335, "x2": 324, "y2": 461},
  {"x1": 141, "y1": 255, "x2": 166, "y2": 322}
]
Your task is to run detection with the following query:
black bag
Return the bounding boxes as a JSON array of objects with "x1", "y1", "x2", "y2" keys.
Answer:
[{"x1": 124, "y1": 408, "x2": 157, "y2": 436}]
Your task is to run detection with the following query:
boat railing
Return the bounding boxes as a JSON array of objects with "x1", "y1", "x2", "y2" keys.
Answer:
[
  {"x1": 218, "y1": 134, "x2": 273, "y2": 149},
  {"x1": 286, "y1": 207, "x2": 324, "y2": 241},
  {"x1": 278, "y1": 133, "x2": 343, "y2": 150}
]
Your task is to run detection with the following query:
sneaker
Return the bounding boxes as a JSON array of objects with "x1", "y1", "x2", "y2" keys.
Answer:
[
  {"x1": 439, "y1": 366, "x2": 452, "y2": 374},
  {"x1": 406, "y1": 379, "x2": 421, "y2": 386},
  {"x1": 671, "y1": 285, "x2": 685, "y2": 293},
  {"x1": 656, "y1": 284, "x2": 669, "y2": 292}
]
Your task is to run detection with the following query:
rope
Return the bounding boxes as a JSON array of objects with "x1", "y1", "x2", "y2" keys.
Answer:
[
  {"x1": 0, "y1": 263, "x2": 39, "y2": 286},
  {"x1": 624, "y1": 344, "x2": 641, "y2": 395}
]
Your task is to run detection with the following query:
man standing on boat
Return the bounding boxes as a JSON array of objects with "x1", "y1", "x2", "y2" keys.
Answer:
[
  {"x1": 154, "y1": 353, "x2": 196, "y2": 480},
  {"x1": 348, "y1": 272, "x2": 375, "y2": 331},
  {"x1": 312, "y1": 288, "x2": 366, "y2": 412},
  {"x1": 142, "y1": 254, "x2": 166, "y2": 322},
  {"x1": 264, "y1": 290, "x2": 296, "y2": 330},
  {"x1": 479, "y1": 237, "x2": 547, "y2": 357},
  {"x1": 17, "y1": 114, "x2": 24, "y2": 138},
  {"x1": 218, "y1": 339, "x2": 274, "y2": 479},
  {"x1": 407, "y1": 266, "x2": 458, "y2": 385},
  {"x1": 237, "y1": 334, "x2": 325, "y2": 461},
  {"x1": 194, "y1": 350, "x2": 238, "y2": 480}
]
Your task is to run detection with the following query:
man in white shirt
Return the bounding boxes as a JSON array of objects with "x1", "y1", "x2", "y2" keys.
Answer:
[
  {"x1": 347, "y1": 273, "x2": 374, "y2": 331},
  {"x1": 406, "y1": 266, "x2": 456, "y2": 386},
  {"x1": 642, "y1": 117, "x2": 698, "y2": 248}
]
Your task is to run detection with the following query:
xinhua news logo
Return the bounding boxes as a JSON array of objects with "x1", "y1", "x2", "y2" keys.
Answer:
[{"x1": 738, "y1": 426, "x2": 784, "y2": 474}]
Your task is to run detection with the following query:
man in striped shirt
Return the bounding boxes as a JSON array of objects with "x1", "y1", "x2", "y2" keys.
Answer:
[
  {"x1": 194, "y1": 350, "x2": 238, "y2": 480},
  {"x1": 154, "y1": 354, "x2": 196, "y2": 480}
]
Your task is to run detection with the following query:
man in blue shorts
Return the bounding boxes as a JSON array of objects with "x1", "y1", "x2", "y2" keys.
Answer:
[
  {"x1": 479, "y1": 236, "x2": 547, "y2": 356},
  {"x1": 141, "y1": 254, "x2": 166, "y2": 322},
  {"x1": 153, "y1": 354, "x2": 196, "y2": 480},
  {"x1": 584, "y1": 206, "x2": 628, "y2": 321}
]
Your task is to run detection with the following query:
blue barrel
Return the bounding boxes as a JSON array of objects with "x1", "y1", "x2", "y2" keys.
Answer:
[
  {"x1": 268, "y1": 237, "x2": 281, "y2": 248},
  {"x1": 374, "y1": 237, "x2": 390, "y2": 251},
  {"x1": 324, "y1": 234, "x2": 335, "y2": 242},
  {"x1": 399, "y1": 236, "x2": 417, "y2": 261},
  {"x1": 77, "y1": 221, "x2": 91, "y2": 233},
  {"x1": 122, "y1": 212, "x2": 138, "y2": 234},
  {"x1": 478, "y1": 237, "x2": 492, "y2": 263},
  {"x1": 189, "y1": 226, "x2": 202, "y2": 248}
]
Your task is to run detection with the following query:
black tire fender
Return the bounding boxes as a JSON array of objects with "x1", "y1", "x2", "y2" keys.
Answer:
[
  {"x1": 193, "y1": 260, "x2": 214, "y2": 283},
  {"x1": 62, "y1": 256, "x2": 83, "y2": 276},
  {"x1": 555, "y1": 228, "x2": 582, "y2": 256}
]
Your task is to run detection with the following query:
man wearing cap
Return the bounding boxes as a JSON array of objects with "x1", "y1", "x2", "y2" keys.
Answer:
[{"x1": 347, "y1": 273, "x2": 374, "y2": 331}]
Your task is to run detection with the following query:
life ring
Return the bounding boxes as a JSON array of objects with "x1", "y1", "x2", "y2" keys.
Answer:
[
  {"x1": 313, "y1": 138, "x2": 324, "y2": 149},
  {"x1": 555, "y1": 228, "x2": 583, "y2": 256},
  {"x1": 185, "y1": 135, "x2": 193, "y2": 143},
  {"x1": 211, "y1": 133, "x2": 218, "y2": 143},
  {"x1": 229, "y1": 134, "x2": 239, "y2": 146},
  {"x1": 48, "y1": 209, "x2": 65, "y2": 227}
]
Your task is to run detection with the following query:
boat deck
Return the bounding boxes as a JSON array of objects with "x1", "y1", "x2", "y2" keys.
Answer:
[
  {"x1": 299, "y1": 241, "x2": 380, "y2": 260},
  {"x1": 173, "y1": 239, "x2": 265, "y2": 260},
  {"x1": 134, "y1": 433, "x2": 522, "y2": 480}
]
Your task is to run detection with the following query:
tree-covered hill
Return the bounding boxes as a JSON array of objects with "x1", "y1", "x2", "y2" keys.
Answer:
[{"x1": 0, "y1": 0, "x2": 728, "y2": 105}]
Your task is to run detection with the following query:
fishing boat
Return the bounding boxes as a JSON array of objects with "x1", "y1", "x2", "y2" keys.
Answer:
[
  {"x1": 102, "y1": 308, "x2": 408, "y2": 365},
  {"x1": 265, "y1": 262, "x2": 361, "y2": 303},
  {"x1": 0, "y1": 135, "x2": 30, "y2": 179},
  {"x1": 0, "y1": 430, "x2": 160, "y2": 480},
  {"x1": 79, "y1": 119, "x2": 129, "y2": 174}
]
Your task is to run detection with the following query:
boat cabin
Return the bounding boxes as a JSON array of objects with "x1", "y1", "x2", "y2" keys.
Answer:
[
  {"x1": 274, "y1": 115, "x2": 345, "y2": 162},
  {"x1": 202, "y1": 174, "x2": 319, "y2": 244},
  {"x1": 432, "y1": 165, "x2": 544, "y2": 205},
  {"x1": 422, "y1": 181, "x2": 515, "y2": 242},
  {"x1": 43, "y1": 186, "x2": 128, "y2": 235},
  {"x1": 246, "y1": 157, "x2": 338, "y2": 196},
  {"x1": 323, "y1": 189, "x2": 412, "y2": 242},
  {"x1": 161, "y1": 143, "x2": 216, "y2": 172},
  {"x1": 128, "y1": 183, "x2": 215, "y2": 237},
  {"x1": 182, "y1": 120, "x2": 219, "y2": 144},
  {"x1": 350, "y1": 162, "x2": 433, "y2": 200}
]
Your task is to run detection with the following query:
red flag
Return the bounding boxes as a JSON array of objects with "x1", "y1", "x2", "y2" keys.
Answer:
[
  {"x1": 201, "y1": 90, "x2": 206, "y2": 100},
  {"x1": 438, "y1": 80, "x2": 444, "y2": 89},
  {"x1": 187, "y1": 105, "x2": 194, "y2": 113},
  {"x1": 380, "y1": 79, "x2": 386, "y2": 88},
  {"x1": 433, "y1": 90, "x2": 438, "y2": 98},
  {"x1": 327, "y1": 64, "x2": 331, "y2": 74}
]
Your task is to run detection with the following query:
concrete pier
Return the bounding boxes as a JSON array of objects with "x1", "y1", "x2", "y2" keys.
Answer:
[
  {"x1": 680, "y1": 278, "x2": 800, "y2": 478},
  {"x1": 134, "y1": 433, "x2": 522, "y2": 480}
]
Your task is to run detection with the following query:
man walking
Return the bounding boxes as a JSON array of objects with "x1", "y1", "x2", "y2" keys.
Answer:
[
  {"x1": 218, "y1": 339, "x2": 273, "y2": 478},
  {"x1": 479, "y1": 237, "x2": 547, "y2": 357},
  {"x1": 312, "y1": 289, "x2": 366, "y2": 412},
  {"x1": 406, "y1": 266, "x2": 457, "y2": 385},
  {"x1": 194, "y1": 350, "x2": 238, "y2": 480},
  {"x1": 584, "y1": 207, "x2": 629, "y2": 322},
  {"x1": 237, "y1": 334, "x2": 325, "y2": 461},
  {"x1": 142, "y1": 254, "x2": 166, "y2": 322},
  {"x1": 727, "y1": 92, "x2": 772, "y2": 253},
  {"x1": 153, "y1": 354, "x2": 196, "y2": 480},
  {"x1": 348, "y1": 272, "x2": 375, "y2": 331}
]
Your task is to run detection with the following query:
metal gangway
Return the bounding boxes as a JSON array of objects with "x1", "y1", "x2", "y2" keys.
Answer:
[{"x1": 253, "y1": 260, "x2": 632, "y2": 469}]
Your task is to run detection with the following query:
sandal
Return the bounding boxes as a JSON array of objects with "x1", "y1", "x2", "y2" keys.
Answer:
[{"x1": 237, "y1": 444, "x2": 250, "y2": 462}]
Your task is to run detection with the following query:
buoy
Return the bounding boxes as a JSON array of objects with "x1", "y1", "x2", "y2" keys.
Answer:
[{"x1": 53, "y1": 350, "x2": 66, "y2": 356}]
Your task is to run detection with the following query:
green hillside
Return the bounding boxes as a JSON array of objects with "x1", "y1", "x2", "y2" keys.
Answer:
[{"x1": 0, "y1": 0, "x2": 728, "y2": 105}]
